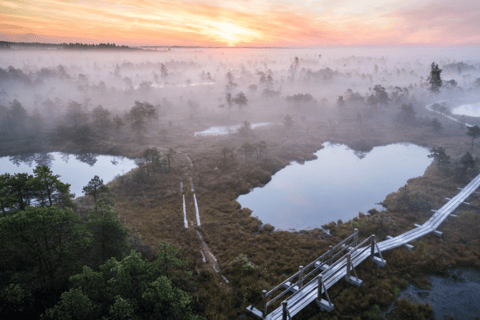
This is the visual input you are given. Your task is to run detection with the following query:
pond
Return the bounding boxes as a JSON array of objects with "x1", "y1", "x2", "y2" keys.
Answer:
[
  {"x1": 390, "y1": 269, "x2": 480, "y2": 320},
  {"x1": 237, "y1": 142, "x2": 432, "y2": 231},
  {"x1": 194, "y1": 122, "x2": 271, "y2": 136},
  {"x1": 0, "y1": 152, "x2": 137, "y2": 198},
  {"x1": 451, "y1": 102, "x2": 480, "y2": 118}
]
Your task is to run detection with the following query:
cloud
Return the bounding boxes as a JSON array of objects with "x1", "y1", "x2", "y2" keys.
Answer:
[
  {"x1": 0, "y1": 0, "x2": 479, "y2": 46},
  {"x1": 382, "y1": 0, "x2": 480, "y2": 45}
]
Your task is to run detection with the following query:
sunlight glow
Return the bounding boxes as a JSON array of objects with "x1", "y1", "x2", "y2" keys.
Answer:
[
  {"x1": 207, "y1": 22, "x2": 262, "y2": 46},
  {"x1": 0, "y1": 0, "x2": 478, "y2": 46}
]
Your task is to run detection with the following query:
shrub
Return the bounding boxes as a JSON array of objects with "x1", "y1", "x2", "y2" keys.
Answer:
[
  {"x1": 366, "y1": 304, "x2": 382, "y2": 320},
  {"x1": 233, "y1": 254, "x2": 255, "y2": 272}
]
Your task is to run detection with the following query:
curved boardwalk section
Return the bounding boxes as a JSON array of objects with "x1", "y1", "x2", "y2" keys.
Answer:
[{"x1": 248, "y1": 172, "x2": 480, "y2": 320}]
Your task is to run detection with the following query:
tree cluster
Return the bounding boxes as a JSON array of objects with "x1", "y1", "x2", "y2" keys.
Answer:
[{"x1": 0, "y1": 168, "x2": 201, "y2": 319}]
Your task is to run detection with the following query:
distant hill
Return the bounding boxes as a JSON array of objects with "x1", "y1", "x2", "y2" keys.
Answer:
[{"x1": 0, "y1": 41, "x2": 137, "y2": 50}]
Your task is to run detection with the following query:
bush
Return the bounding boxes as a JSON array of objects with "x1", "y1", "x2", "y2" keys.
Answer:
[
  {"x1": 366, "y1": 304, "x2": 382, "y2": 320},
  {"x1": 233, "y1": 254, "x2": 255, "y2": 272}
]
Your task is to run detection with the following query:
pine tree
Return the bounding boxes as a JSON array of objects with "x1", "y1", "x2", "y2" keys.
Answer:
[
  {"x1": 466, "y1": 125, "x2": 480, "y2": 150},
  {"x1": 427, "y1": 62, "x2": 442, "y2": 93}
]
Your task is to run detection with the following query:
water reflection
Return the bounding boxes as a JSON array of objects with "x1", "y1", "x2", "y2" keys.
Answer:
[
  {"x1": 35, "y1": 153, "x2": 54, "y2": 167},
  {"x1": 75, "y1": 153, "x2": 98, "y2": 166},
  {"x1": 60, "y1": 152, "x2": 70, "y2": 163},
  {"x1": 9, "y1": 153, "x2": 53, "y2": 167},
  {"x1": 452, "y1": 102, "x2": 480, "y2": 118},
  {"x1": 9, "y1": 153, "x2": 35, "y2": 167},
  {"x1": 238, "y1": 142, "x2": 432, "y2": 231},
  {"x1": 2, "y1": 152, "x2": 137, "y2": 198},
  {"x1": 392, "y1": 269, "x2": 480, "y2": 320},
  {"x1": 194, "y1": 122, "x2": 271, "y2": 136},
  {"x1": 8, "y1": 152, "x2": 97, "y2": 167}
]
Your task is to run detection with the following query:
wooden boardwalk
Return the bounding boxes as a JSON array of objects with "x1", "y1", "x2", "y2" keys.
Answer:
[{"x1": 247, "y1": 173, "x2": 480, "y2": 320}]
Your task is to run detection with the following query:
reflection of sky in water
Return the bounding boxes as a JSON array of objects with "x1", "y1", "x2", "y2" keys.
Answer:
[
  {"x1": 194, "y1": 122, "x2": 271, "y2": 136},
  {"x1": 1, "y1": 152, "x2": 137, "y2": 199},
  {"x1": 397, "y1": 269, "x2": 480, "y2": 320},
  {"x1": 452, "y1": 102, "x2": 480, "y2": 117},
  {"x1": 238, "y1": 143, "x2": 432, "y2": 231}
]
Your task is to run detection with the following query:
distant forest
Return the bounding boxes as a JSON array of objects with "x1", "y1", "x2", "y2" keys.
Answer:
[{"x1": 0, "y1": 41, "x2": 136, "y2": 50}]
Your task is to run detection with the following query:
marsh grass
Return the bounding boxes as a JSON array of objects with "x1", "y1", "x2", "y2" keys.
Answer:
[{"x1": 58, "y1": 111, "x2": 480, "y2": 319}]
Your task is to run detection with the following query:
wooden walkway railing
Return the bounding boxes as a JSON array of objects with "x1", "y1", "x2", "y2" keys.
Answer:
[{"x1": 247, "y1": 172, "x2": 480, "y2": 320}]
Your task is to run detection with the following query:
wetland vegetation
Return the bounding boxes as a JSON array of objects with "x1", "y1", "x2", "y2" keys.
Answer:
[{"x1": 1, "y1": 47, "x2": 480, "y2": 319}]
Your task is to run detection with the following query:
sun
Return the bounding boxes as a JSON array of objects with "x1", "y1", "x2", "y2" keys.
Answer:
[{"x1": 208, "y1": 22, "x2": 261, "y2": 46}]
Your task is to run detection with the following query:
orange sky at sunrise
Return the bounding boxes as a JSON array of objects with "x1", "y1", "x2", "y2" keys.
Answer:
[{"x1": 1, "y1": 0, "x2": 479, "y2": 47}]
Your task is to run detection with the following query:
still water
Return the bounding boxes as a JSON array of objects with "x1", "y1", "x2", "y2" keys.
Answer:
[
  {"x1": 238, "y1": 142, "x2": 432, "y2": 231},
  {"x1": 393, "y1": 269, "x2": 480, "y2": 320},
  {"x1": 451, "y1": 102, "x2": 480, "y2": 118},
  {"x1": 194, "y1": 122, "x2": 271, "y2": 136},
  {"x1": 0, "y1": 152, "x2": 137, "y2": 198}
]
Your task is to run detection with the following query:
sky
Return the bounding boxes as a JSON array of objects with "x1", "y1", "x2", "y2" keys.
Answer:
[{"x1": 1, "y1": 0, "x2": 479, "y2": 47}]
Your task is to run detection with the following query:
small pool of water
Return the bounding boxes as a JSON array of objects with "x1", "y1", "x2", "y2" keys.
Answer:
[
  {"x1": 238, "y1": 142, "x2": 432, "y2": 231},
  {"x1": 391, "y1": 269, "x2": 480, "y2": 320},
  {"x1": 194, "y1": 122, "x2": 271, "y2": 136},
  {"x1": 1, "y1": 152, "x2": 137, "y2": 198},
  {"x1": 452, "y1": 102, "x2": 480, "y2": 117}
]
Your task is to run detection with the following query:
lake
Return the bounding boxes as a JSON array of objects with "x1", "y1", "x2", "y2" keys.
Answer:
[
  {"x1": 194, "y1": 122, "x2": 271, "y2": 136},
  {"x1": 237, "y1": 142, "x2": 432, "y2": 231},
  {"x1": 0, "y1": 152, "x2": 137, "y2": 198},
  {"x1": 451, "y1": 102, "x2": 480, "y2": 118}
]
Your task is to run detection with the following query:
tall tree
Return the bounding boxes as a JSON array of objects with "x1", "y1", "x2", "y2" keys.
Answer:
[
  {"x1": 29, "y1": 108, "x2": 44, "y2": 136},
  {"x1": 85, "y1": 199, "x2": 130, "y2": 267},
  {"x1": 232, "y1": 92, "x2": 248, "y2": 109},
  {"x1": 0, "y1": 173, "x2": 35, "y2": 212},
  {"x1": 255, "y1": 140, "x2": 268, "y2": 159},
  {"x1": 238, "y1": 120, "x2": 253, "y2": 138},
  {"x1": 9, "y1": 99, "x2": 28, "y2": 135},
  {"x1": 140, "y1": 148, "x2": 161, "y2": 176},
  {"x1": 32, "y1": 165, "x2": 73, "y2": 207},
  {"x1": 373, "y1": 85, "x2": 389, "y2": 106},
  {"x1": 43, "y1": 245, "x2": 202, "y2": 320},
  {"x1": 129, "y1": 101, "x2": 148, "y2": 139},
  {"x1": 160, "y1": 63, "x2": 168, "y2": 81},
  {"x1": 113, "y1": 115, "x2": 124, "y2": 132},
  {"x1": 165, "y1": 148, "x2": 176, "y2": 170},
  {"x1": 0, "y1": 205, "x2": 91, "y2": 292},
  {"x1": 428, "y1": 147, "x2": 450, "y2": 171},
  {"x1": 239, "y1": 143, "x2": 256, "y2": 162},
  {"x1": 466, "y1": 125, "x2": 480, "y2": 150},
  {"x1": 397, "y1": 103, "x2": 416, "y2": 125},
  {"x1": 82, "y1": 176, "x2": 110, "y2": 203},
  {"x1": 225, "y1": 70, "x2": 237, "y2": 91},
  {"x1": 92, "y1": 105, "x2": 111, "y2": 131},
  {"x1": 456, "y1": 152, "x2": 475, "y2": 181},
  {"x1": 427, "y1": 62, "x2": 443, "y2": 93},
  {"x1": 143, "y1": 102, "x2": 157, "y2": 124},
  {"x1": 66, "y1": 101, "x2": 88, "y2": 130},
  {"x1": 429, "y1": 118, "x2": 442, "y2": 132},
  {"x1": 226, "y1": 93, "x2": 233, "y2": 109}
]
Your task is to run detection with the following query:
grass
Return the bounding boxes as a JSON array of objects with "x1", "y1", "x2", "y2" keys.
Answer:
[{"x1": 5, "y1": 102, "x2": 480, "y2": 319}]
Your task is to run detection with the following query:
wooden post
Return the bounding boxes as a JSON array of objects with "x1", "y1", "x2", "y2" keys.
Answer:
[
  {"x1": 370, "y1": 235, "x2": 375, "y2": 258},
  {"x1": 282, "y1": 301, "x2": 288, "y2": 320},
  {"x1": 354, "y1": 228, "x2": 358, "y2": 246},
  {"x1": 318, "y1": 275, "x2": 322, "y2": 299},
  {"x1": 298, "y1": 265, "x2": 304, "y2": 289},
  {"x1": 346, "y1": 253, "x2": 351, "y2": 279},
  {"x1": 262, "y1": 289, "x2": 267, "y2": 317}
]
